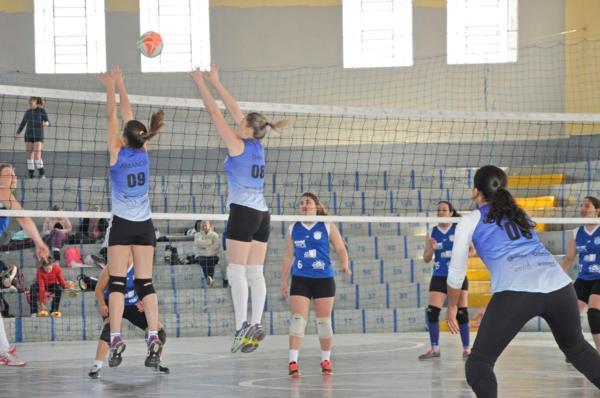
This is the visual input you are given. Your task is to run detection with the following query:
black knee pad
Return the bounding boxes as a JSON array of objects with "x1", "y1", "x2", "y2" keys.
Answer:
[
  {"x1": 158, "y1": 328, "x2": 167, "y2": 345},
  {"x1": 108, "y1": 275, "x2": 127, "y2": 294},
  {"x1": 134, "y1": 278, "x2": 156, "y2": 300},
  {"x1": 588, "y1": 308, "x2": 600, "y2": 334},
  {"x1": 426, "y1": 305, "x2": 441, "y2": 323},
  {"x1": 457, "y1": 307, "x2": 469, "y2": 325},
  {"x1": 100, "y1": 323, "x2": 110, "y2": 343}
]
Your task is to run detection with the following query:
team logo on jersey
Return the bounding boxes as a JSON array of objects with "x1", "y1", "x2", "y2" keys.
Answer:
[
  {"x1": 595, "y1": 237, "x2": 600, "y2": 245},
  {"x1": 294, "y1": 240, "x2": 306, "y2": 248},
  {"x1": 312, "y1": 260, "x2": 325, "y2": 270},
  {"x1": 576, "y1": 245, "x2": 588, "y2": 254},
  {"x1": 304, "y1": 249, "x2": 317, "y2": 259},
  {"x1": 313, "y1": 231, "x2": 322, "y2": 240},
  {"x1": 589, "y1": 264, "x2": 600, "y2": 274},
  {"x1": 584, "y1": 254, "x2": 597, "y2": 263},
  {"x1": 441, "y1": 250, "x2": 452, "y2": 258}
]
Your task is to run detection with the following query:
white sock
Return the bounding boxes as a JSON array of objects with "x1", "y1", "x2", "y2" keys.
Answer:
[
  {"x1": 109, "y1": 332, "x2": 120, "y2": 345},
  {"x1": 94, "y1": 360, "x2": 103, "y2": 368},
  {"x1": 34, "y1": 159, "x2": 44, "y2": 169},
  {"x1": 227, "y1": 264, "x2": 248, "y2": 330},
  {"x1": 246, "y1": 265, "x2": 266, "y2": 325},
  {"x1": 27, "y1": 159, "x2": 34, "y2": 171},
  {"x1": 289, "y1": 349, "x2": 299, "y2": 363},
  {"x1": 321, "y1": 350, "x2": 331, "y2": 361},
  {"x1": 0, "y1": 315, "x2": 9, "y2": 355}
]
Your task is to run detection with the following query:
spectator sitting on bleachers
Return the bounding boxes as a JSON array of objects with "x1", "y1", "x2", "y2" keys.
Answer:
[
  {"x1": 0, "y1": 261, "x2": 17, "y2": 317},
  {"x1": 186, "y1": 220, "x2": 203, "y2": 236},
  {"x1": 194, "y1": 221, "x2": 220, "y2": 287},
  {"x1": 29, "y1": 260, "x2": 67, "y2": 318},
  {"x1": 42, "y1": 205, "x2": 72, "y2": 259},
  {"x1": 77, "y1": 205, "x2": 108, "y2": 243}
]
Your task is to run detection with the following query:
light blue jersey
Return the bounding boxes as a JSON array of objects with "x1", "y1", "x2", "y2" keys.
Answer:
[
  {"x1": 448, "y1": 204, "x2": 571, "y2": 294},
  {"x1": 224, "y1": 139, "x2": 268, "y2": 211},
  {"x1": 109, "y1": 147, "x2": 151, "y2": 221},
  {"x1": 431, "y1": 224, "x2": 456, "y2": 277},
  {"x1": 289, "y1": 222, "x2": 333, "y2": 278},
  {"x1": 104, "y1": 265, "x2": 139, "y2": 306},
  {"x1": 574, "y1": 226, "x2": 600, "y2": 281}
]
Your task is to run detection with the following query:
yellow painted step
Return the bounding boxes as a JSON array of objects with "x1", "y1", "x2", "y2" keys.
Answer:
[
  {"x1": 467, "y1": 268, "x2": 489, "y2": 281},
  {"x1": 469, "y1": 293, "x2": 492, "y2": 307},
  {"x1": 469, "y1": 281, "x2": 492, "y2": 294},
  {"x1": 508, "y1": 174, "x2": 565, "y2": 188},
  {"x1": 515, "y1": 196, "x2": 557, "y2": 209},
  {"x1": 468, "y1": 257, "x2": 486, "y2": 270}
]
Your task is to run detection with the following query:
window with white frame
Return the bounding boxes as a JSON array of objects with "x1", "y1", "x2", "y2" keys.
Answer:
[
  {"x1": 139, "y1": 0, "x2": 211, "y2": 72},
  {"x1": 34, "y1": 0, "x2": 106, "y2": 74},
  {"x1": 447, "y1": 0, "x2": 518, "y2": 65},
  {"x1": 343, "y1": 0, "x2": 413, "y2": 68}
]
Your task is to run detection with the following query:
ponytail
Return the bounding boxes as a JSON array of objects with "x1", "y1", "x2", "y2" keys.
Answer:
[{"x1": 123, "y1": 110, "x2": 164, "y2": 149}]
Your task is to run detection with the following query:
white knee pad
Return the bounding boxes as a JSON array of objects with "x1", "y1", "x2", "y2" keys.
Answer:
[
  {"x1": 316, "y1": 317, "x2": 333, "y2": 339},
  {"x1": 289, "y1": 313, "x2": 307, "y2": 337},
  {"x1": 227, "y1": 264, "x2": 246, "y2": 285}
]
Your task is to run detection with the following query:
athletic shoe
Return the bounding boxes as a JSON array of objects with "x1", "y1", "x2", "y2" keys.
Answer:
[
  {"x1": 108, "y1": 336, "x2": 126, "y2": 367},
  {"x1": 288, "y1": 361, "x2": 300, "y2": 377},
  {"x1": 320, "y1": 359, "x2": 333, "y2": 375},
  {"x1": 158, "y1": 362, "x2": 170, "y2": 374},
  {"x1": 88, "y1": 364, "x2": 101, "y2": 379},
  {"x1": 50, "y1": 311, "x2": 61, "y2": 318},
  {"x1": 145, "y1": 335, "x2": 163, "y2": 369},
  {"x1": 241, "y1": 323, "x2": 266, "y2": 353},
  {"x1": 0, "y1": 352, "x2": 26, "y2": 367},
  {"x1": 230, "y1": 321, "x2": 250, "y2": 353},
  {"x1": 418, "y1": 349, "x2": 441, "y2": 360},
  {"x1": 38, "y1": 310, "x2": 49, "y2": 317},
  {"x1": 8, "y1": 346, "x2": 16, "y2": 355}
]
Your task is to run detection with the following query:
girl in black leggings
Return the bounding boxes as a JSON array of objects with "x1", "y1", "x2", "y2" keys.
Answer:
[{"x1": 445, "y1": 165, "x2": 600, "y2": 398}]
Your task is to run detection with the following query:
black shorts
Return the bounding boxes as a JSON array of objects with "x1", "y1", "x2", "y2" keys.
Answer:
[
  {"x1": 103, "y1": 304, "x2": 148, "y2": 329},
  {"x1": 227, "y1": 203, "x2": 270, "y2": 243},
  {"x1": 574, "y1": 278, "x2": 600, "y2": 304},
  {"x1": 106, "y1": 215, "x2": 156, "y2": 247},
  {"x1": 24, "y1": 135, "x2": 43, "y2": 143},
  {"x1": 429, "y1": 275, "x2": 469, "y2": 294},
  {"x1": 290, "y1": 275, "x2": 336, "y2": 299}
]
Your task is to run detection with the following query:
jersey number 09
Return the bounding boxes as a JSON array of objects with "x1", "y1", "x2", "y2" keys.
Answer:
[{"x1": 127, "y1": 172, "x2": 146, "y2": 188}]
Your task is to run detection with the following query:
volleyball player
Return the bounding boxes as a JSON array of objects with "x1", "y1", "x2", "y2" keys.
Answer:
[
  {"x1": 563, "y1": 196, "x2": 600, "y2": 353},
  {"x1": 0, "y1": 163, "x2": 50, "y2": 366},
  {"x1": 97, "y1": 67, "x2": 164, "y2": 369},
  {"x1": 446, "y1": 165, "x2": 600, "y2": 397},
  {"x1": 191, "y1": 65, "x2": 286, "y2": 353},
  {"x1": 280, "y1": 193, "x2": 350, "y2": 376},
  {"x1": 15, "y1": 97, "x2": 49, "y2": 178},
  {"x1": 419, "y1": 201, "x2": 471, "y2": 360},
  {"x1": 88, "y1": 260, "x2": 169, "y2": 378}
]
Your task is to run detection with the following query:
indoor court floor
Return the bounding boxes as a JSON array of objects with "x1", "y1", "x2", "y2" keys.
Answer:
[{"x1": 2, "y1": 332, "x2": 600, "y2": 397}]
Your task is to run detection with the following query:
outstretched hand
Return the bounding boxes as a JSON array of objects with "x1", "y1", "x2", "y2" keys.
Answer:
[
  {"x1": 110, "y1": 66, "x2": 125, "y2": 86},
  {"x1": 208, "y1": 63, "x2": 220, "y2": 85},
  {"x1": 97, "y1": 72, "x2": 115, "y2": 88},
  {"x1": 190, "y1": 68, "x2": 207, "y2": 86}
]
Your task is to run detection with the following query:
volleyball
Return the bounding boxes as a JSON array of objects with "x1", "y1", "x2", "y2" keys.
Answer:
[{"x1": 137, "y1": 31, "x2": 163, "y2": 58}]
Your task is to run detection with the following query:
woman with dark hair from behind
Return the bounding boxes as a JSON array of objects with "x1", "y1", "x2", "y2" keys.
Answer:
[
  {"x1": 419, "y1": 201, "x2": 472, "y2": 360},
  {"x1": 563, "y1": 196, "x2": 600, "y2": 354},
  {"x1": 97, "y1": 66, "x2": 164, "y2": 370},
  {"x1": 15, "y1": 96, "x2": 50, "y2": 178},
  {"x1": 445, "y1": 165, "x2": 600, "y2": 397}
]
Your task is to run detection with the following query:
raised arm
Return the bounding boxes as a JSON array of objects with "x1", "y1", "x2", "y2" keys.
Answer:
[
  {"x1": 190, "y1": 68, "x2": 243, "y2": 156},
  {"x1": 97, "y1": 73, "x2": 122, "y2": 164},
  {"x1": 207, "y1": 64, "x2": 245, "y2": 128},
  {"x1": 111, "y1": 66, "x2": 134, "y2": 123},
  {"x1": 563, "y1": 231, "x2": 577, "y2": 273},
  {"x1": 280, "y1": 231, "x2": 295, "y2": 298},
  {"x1": 329, "y1": 224, "x2": 350, "y2": 275}
]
